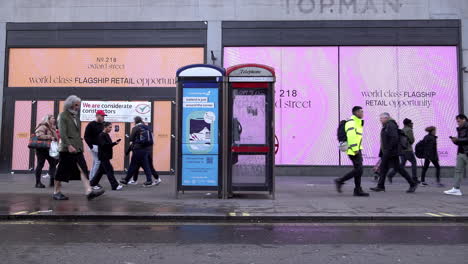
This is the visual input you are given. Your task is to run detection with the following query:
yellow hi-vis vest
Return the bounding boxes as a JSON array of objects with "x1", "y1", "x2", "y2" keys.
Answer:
[{"x1": 346, "y1": 115, "x2": 363, "y2": 156}]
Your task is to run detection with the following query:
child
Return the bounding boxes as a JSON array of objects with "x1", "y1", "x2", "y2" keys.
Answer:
[{"x1": 90, "y1": 122, "x2": 123, "y2": 191}]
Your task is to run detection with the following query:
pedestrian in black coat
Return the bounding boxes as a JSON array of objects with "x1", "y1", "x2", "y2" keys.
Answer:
[
  {"x1": 90, "y1": 122, "x2": 123, "y2": 191},
  {"x1": 370, "y1": 112, "x2": 417, "y2": 193},
  {"x1": 421, "y1": 126, "x2": 443, "y2": 187}
]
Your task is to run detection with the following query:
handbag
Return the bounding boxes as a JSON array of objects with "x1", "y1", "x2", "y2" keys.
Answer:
[
  {"x1": 49, "y1": 141, "x2": 59, "y2": 159},
  {"x1": 28, "y1": 134, "x2": 51, "y2": 149}
]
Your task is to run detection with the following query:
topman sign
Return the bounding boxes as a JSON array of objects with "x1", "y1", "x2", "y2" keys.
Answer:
[{"x1": 287, "y1": 0, "x2": 402, "y2": 14}]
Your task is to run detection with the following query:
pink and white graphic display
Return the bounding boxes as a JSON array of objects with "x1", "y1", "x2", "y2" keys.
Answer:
[{"x1": 224, "y1": 46, "x2": 458, "y2": 166}]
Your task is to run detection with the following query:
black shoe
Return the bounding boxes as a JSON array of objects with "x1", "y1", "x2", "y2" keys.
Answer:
[
  {"x1": 35, "y1": 183, "x2": 45, "y2": 188},
  {"x1": 53, "y1": 192, "x2": 69, "y2": 200},
  {"x1": 421, "y1": 182, "x2": 428, "y2": 186},
  {"x1": 143, "y1": 181, "x2": 157, "y2": 187},
  {"x1": 407, "y1": 184, "x2": 417, "y2": 193},
  {"x1": 354, "y1": 188, "x2": 370, "y2": 197},
  {"x1": 119, "y1": 179, "x2": 128, "y2": 185},
  {"x1": 370, "y1": 187, "x2": 385, "y2": 192},
  {"x1": 334, "y1": 179, "x2": 344, "y2": 193},
  {"x1": 87, "y1": 189, "x2": 105, "y2": 200}
]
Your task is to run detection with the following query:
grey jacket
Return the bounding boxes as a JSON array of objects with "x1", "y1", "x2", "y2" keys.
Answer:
[{"x1": 57, "y1": 110, "x2": 84, "y2": 153}]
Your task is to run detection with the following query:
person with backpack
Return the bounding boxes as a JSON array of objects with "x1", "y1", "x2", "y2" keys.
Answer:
[
  {"x1": 90, "y1": 122, "x2": 124, "y2": 191},
  {"x1": 370, "y1": 113, "x2": 417, "y2": 193},
  {"x1": 120, "y1": 116, "x2": 161, "y2": 187},
  {"x1": 334, "y1": 106, "x2": 369, "y2": 197},
  {"x1": 386, "y1": 118, "x2": 419, "y2": 184},
  {"x1": 420, "y1": 126, "x2": 443, "y2": 187}
]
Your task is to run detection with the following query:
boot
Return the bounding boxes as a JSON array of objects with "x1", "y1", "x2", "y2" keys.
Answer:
[
  {"x1": 354, "y1": 187, "x2": 370, "y2": 197},
  {"x1": 334, "y1": 179, "x2": 344, "y2": 193},
  {"x1": 407, "y1": 184, "x2": 418, "y2": 193}
]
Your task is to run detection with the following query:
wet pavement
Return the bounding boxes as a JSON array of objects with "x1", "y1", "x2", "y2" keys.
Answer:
[
  {"x1": 1, "y1": 221, "x2": 468, "y2": 263},
  {"x1": 0, "y1": 173, "x2": 467, "y2": 220}
]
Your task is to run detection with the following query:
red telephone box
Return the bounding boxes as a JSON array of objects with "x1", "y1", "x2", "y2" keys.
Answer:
[{"x1": 225, "y1": 64, "x2": 276, "y2": 198}]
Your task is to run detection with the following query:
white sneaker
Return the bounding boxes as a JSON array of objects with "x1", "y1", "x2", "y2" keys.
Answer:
[
  {"x1": 115, "y1": 185, "x2": 123, "y2": 191},
  {"x1": 153, "y1": 178, "x2": 162, "y2": 186},
  {"x1": 42, "y1": 173, "x2": 50, "y2": 178},
  {"x1": 92, "y1": 185, "x2": 103, "y2": 190},
  {"x1": 444, "y1": 188, "x2": 463, "y2": 196},
  {"x1": 128, "y1": 180, "x2": 138, "y2": 185}
]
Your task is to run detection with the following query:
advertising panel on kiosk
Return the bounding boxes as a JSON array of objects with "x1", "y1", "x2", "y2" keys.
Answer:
[
  {"x1": 175, "y1": 64, "x2": 225, "y2": 198},
  {"x1": 226, "y1": 64, "x2": 276, "y2": 199}
]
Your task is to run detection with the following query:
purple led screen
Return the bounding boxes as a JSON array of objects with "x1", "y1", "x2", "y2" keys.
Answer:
[{"x1": 224, "y1": 46, "x2": 458, "y2": 166}]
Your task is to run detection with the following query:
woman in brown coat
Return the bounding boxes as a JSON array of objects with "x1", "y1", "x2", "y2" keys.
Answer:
[{"x1": 34, "y1": 114, "x2": 58, "y2": 188}]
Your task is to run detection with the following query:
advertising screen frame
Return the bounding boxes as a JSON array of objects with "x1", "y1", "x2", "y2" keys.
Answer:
[
  {"x1": 1, "y1": 21, "x2": 208, "y2": 173},
  {"x1": 222, "y1": 20, "x2": 463, "y2": 170}
]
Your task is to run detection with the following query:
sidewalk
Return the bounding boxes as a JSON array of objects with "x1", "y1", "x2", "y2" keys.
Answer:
[{"x1": 1, "y1": 173, "x2": 467, "y2": 222}]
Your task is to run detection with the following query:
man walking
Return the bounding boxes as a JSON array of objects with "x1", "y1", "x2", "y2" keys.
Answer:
[
  {"x1": 54, "y1": 95, "x2": 105, "y2": 200},
  {"x1": 444, "y1": 114, "x2": 468, "y2": 196},
  {"x1": 84, "y1": 110, "x2": 106, "y2": 181},
  {"x1": 370, "y1": 113, "x2": 417, "y2": 193},
  {"x1": 120, "y1": 116, "x2": 161, "y2": 187},
  {"x1": 335, "y1": 106, "x2": 369, "y2": 196},
  {"x1": 387, "y1": 118, "x2": 419, "y2": 184}
]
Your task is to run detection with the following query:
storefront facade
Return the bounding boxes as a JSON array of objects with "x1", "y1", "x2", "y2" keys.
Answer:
[{"x1": 0, "y1": 0, "x2": 467, "y2": 174}]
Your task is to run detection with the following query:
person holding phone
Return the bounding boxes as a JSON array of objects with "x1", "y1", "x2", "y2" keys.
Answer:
[{"x1": 90, "y1": 122, "x2": 123, "y2": 191}]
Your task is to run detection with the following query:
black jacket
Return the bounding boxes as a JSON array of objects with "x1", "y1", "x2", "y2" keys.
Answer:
[
  {"x1": 423, "y1": 134, "x2": 438, "y2": 161},
  {"x1": 380, "y1": 119, "x2": 400, "y2": 157},
  {"x1": 456, "y1": 122, "x2": 468, "y2": 154},
  {"x1": 84, "y1": 121, "x2": 104, "y2": 149},
  {"x1": 98, "y1": 132, "x2": 117, "y2": 161}
]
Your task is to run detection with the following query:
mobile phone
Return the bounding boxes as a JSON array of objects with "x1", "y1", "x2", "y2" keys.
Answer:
[
  {"x1": 116, "y1": 139, "x2": 122, "y2": 142},
  {"x1": 449, "y1": 136, "x2": 453, "y2": 139}
]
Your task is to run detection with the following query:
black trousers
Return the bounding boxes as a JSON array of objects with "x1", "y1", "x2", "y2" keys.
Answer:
[
  {"x1": 124, "y1": 149, "x2": 154, "y2": 183},
  {"x1": 131, "y1": 152, "x2": 159, "y2": 181},
  {"x1": 421, "y1": 159, "x2": 441, "y2": 183},
  {"x1": 35, "y1": 149, "x2": 57, "y2": 184},
  {"x1": 378, "y1": 155, "x2": 415, "y2": 188},
  {"x1": 337, "y1": 152, "x2": 363, "y2": 188},
  {"x1": 387, "y1": 151, "x2": 418, "y2": 181},
  {"x1": 90, "y1": 159, "x2": 119, "y2": 190}
]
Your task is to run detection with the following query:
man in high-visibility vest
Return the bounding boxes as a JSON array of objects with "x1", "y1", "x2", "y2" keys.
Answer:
[{"x1": 335, "y1": 106, "x2": 369, "y2": 197}]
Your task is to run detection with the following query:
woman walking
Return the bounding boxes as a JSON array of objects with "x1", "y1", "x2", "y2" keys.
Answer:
[
  {"x1": 34, "y1": 114, "x2": 58, "y2": 188},
  {"x1": 421, "y1": 126, "x2": 443, "y2": 187}
]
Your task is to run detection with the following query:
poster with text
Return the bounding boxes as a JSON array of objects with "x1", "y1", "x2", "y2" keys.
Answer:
[
  {"x1": 182, "y1": 88, "x2": 219, "y2": 155},
  {"x1": 80, "y1": 101, "x2": 151, "y2": 123}
]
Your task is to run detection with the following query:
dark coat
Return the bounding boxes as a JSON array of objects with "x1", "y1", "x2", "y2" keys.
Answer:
[
  {"x1": 84, "y1": 121, "x2": 104, "y2": 149},
  {"x1": 98, "y1": 132, "x2": 117, "y2": 161},
  {"x1": 455, "y1": 122, "x2": 468, "y2": 154},
  {"x1": 380, "y1": 119, "x2": 400, "y2": 157},
  {"x1": 423, "y1": 134, "x2": 439, "y2": 161}
]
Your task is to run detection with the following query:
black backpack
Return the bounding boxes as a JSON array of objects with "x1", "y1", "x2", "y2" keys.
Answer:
[
  {"x1": 337, "y1": 120, "x2": 348, "y2": 142},
  {"x1": 398, "y1": 129, "x2": 410, "y2": 150},
  {"x1": 415, "y1": 139, "x2": 426, "y2": 159},
  {"x1": 135, "y1": 124, "x2": 154, "y2": 146}
]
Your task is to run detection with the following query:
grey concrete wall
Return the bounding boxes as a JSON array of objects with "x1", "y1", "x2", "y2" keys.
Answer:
[{"x1": 0, "y1": 0, "x2": 467, "y2": 136}]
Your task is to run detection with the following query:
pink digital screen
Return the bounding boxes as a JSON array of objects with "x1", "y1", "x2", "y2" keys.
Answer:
[
  {"x1": 224, "y1": 46, "x2": 459, "y2": 166},
  {"x1": 225, "y1": 47, "x2": 339, "y2": 165},
  {"x1": 340, "y1": 46, "x2": 458, "y2": 166}
]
